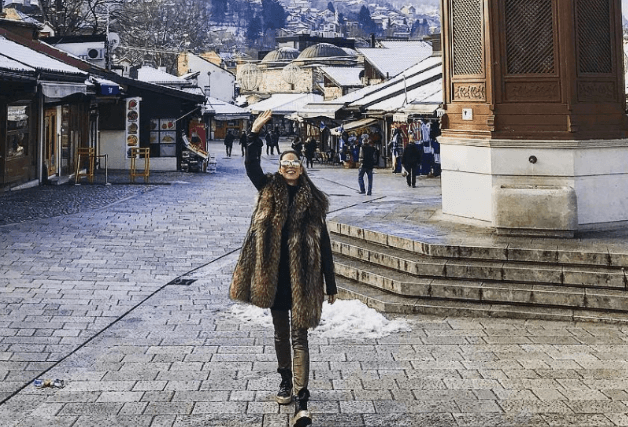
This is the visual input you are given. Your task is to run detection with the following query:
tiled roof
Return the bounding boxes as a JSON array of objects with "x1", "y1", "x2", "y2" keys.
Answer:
[{"x1": 0, "y1": 36, "x2": 86, "y2": 76}]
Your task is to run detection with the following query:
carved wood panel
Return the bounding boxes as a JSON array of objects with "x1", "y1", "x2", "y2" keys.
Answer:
[
  {"x1": 577, "y1": 81, "x2": 615, "y2": 102},
  {"x1": 504, "y1": 82, "x2": 560, "y2": 102},
  {"x1": 452, "y1": 83, "x2": 486, "y2": 101}
]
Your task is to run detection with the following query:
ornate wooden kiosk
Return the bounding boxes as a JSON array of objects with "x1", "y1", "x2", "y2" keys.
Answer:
[{"x1": 439, "y1": 0, "x2": 628, "y2": 235}]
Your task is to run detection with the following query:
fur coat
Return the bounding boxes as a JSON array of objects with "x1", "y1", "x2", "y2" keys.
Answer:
[{"x1": 229, "y1": 172, "x2": 329, "y2": 329}]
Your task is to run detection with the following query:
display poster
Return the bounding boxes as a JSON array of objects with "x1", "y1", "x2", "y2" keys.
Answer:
[
  {"x1": 125, "y1": 97, "x2": 141, "y2": 158},
  {"x1": 188, "y1": 120, "x2": 207, "y2": 151}
]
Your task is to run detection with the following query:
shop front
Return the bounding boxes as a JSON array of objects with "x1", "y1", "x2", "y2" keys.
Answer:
[{"x1": 2, "y1": 98, "x2": 37, "y2": 189}]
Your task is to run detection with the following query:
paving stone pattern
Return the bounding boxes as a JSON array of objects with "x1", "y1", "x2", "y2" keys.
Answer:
[{"x1": 1, "y1": 140, "x2": 628, "y2": 426}]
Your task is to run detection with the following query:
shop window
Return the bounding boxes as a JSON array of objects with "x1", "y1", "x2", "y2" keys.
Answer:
[
  {"x1": 149, "y1": 118, "x2": 177, "y2": 157},
  {"x1": 7, "y1": 105, "x2": 30, "y2": 160}
]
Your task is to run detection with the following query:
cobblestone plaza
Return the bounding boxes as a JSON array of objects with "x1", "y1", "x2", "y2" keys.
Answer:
[{"x1": 1, "y1": 140, "x2": 628, "y2": 426}]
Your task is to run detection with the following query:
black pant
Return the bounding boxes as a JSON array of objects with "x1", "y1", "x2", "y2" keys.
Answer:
[
  {"x1": 406, "y1": 164, "x2": 418, "y2": 187},
  {"x1": 225, "y1": 144, "x2": 232, "y2": 157}
]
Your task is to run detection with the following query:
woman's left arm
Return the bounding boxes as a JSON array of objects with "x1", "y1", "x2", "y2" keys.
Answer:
[{"x1": 321, "y1": 222, "x2": 337, "y2": 304}]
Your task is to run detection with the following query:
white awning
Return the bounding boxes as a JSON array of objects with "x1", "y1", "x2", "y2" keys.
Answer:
[
  {"x1": 401, "y1": 103, "x2": 441, "y2": 115},
  {"x1": 41, "y1": 82, "x2": 87, "y2": 100},
  {"x1": 331, "y1": 118, "x2": 378, "y2": 135}
]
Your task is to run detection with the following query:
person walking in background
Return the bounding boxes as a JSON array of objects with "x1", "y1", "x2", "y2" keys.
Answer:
[
  {"x1": 401, "y1": 132, "x2": 421, "y2": 188},
  {"x1": 357, "y1": 134, "x2": 376, "y2": 195},
  {"x1": 265, "y1": 130, "x2": 273, "y2": 155},
  {"x1": 388, "y1": 127, "x2": 403, "y2": 173},
  {"x1": 239, "y1": 130, "x2": 247, "y2": 156},
  {"x1": 230, "y1": 110, "x2": 337, "y2": 427},
  {"x1": 271, "y1": 126, "x2": 281, "y2": 155},
  {"x1": 304, "y1": 137, "x2": 317, "y2": 168},
  {"x1": 224, "y1": 130, "x2": 235, "y2": 157},
  {"x1": 291, "y1": 136, "x2": 304, "y2": 157}
]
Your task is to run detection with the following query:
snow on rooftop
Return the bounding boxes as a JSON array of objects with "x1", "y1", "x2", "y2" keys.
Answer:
[
  {"x1": 0, "y1": 54, "x2": 36, "y2": 73},
  {"x1": 249, "y1": 93, "x2": 324, "y2": 115},
  {"x1": 204, "y1": 96, "x2": 250, "y2": 119},
  {"x1": 0, "y1": 36, "x2": 86, "y2": 76},
  {"x1": 137, "y1": 66, "x2": 187, "y2": 84},
  {"x1": 358, "y1": 41, "x2": 433, "y2": 79},
  {"x1": 228, "y1": 299, "x2": 412, "y2": 339},
  {"x1": 366, "y1": 78, "x2": 442, "y2": 112},
  {"x1": 349, "y1": 56, "x2": 442, "y2": 108},
  {"x1": 320, "y1": 66, "x2": 363, "y2": 87}
]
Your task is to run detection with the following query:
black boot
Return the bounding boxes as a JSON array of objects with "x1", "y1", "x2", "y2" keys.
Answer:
[
  {"x1": 276, "y1": 368, "x2": 293, "y2": 405},
  {"x1": 291, "y1": 388, "x2": 312, "y2": 427}
]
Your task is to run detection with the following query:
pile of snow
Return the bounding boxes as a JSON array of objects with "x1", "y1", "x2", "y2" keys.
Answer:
[{"x1": 227, "y1": 299, "x2": 411, "y2": 339}]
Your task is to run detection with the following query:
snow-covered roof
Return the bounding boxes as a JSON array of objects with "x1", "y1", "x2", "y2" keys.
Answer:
[
  {"x1": 349, "y1": 56, "x2": 442, "y2": 109},
  {"x1": 294, "y1": 85, "x2": 376, "y2": 119},
  {"x1": 320, "y1": 66, "x2": 363, "y2": 87},
  {"x1": 249, "y1": 93, "x2": 324, "y2": 115},
  {"x1": 0, "y1": 54, "x2": 36, "y2": 73},
  {"x1": 365, "y1": 78, "x2": 442, "y2": 113},
  {"x1": 204, "y1": 96, "x2": 250, "y2": 120},
  {"x1": 137, "y1": 66, "x2": 187, "y2": 85},
  {"x1": 357, "y1": 41, "x2": 433, "y2": 79},
  {"x1": 2, "y1": 6, "x2": 41, "y2": 24},
  {"x1": 0, "y1": 36, "x2": 86, "y2": 76},
  {"x1": 181, "y1": 87, "x2": 204, "y2": 96}
]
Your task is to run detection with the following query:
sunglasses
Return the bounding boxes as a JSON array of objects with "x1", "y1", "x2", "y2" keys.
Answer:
[{"x1": 280, "y1": 160, "x2": 301, "y2": 167}]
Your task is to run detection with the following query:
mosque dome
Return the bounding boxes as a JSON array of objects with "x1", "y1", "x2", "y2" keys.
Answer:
[
  {"x1": 261, "y1": 47, "x2": 300, "y2": 63},
  {"x1": 297, "y1": 43, "x2": 351, "y2": 60}
]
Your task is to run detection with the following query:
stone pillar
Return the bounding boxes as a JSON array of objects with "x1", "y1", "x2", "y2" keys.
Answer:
[{"x1": 439, "y1": 0, "x2": 628, "y2": 235}]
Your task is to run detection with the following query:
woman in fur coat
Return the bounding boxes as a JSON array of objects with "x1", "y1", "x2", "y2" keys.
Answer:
[{"x1": 230, "y1": 110, "x2": 337, "y2": 427}]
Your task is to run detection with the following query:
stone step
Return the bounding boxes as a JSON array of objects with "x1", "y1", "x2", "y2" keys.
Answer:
[
  {"x1": 328, "y1": 220, "x2": 628, "y2": 268},
  {"x1": 335, "y1": 276, "x2": 628, "y2": 325},
  {"x1": 331, "y1": 233, "x2": 628, "y2": 290},
  {"x1": 334, "y1": 254, "x2": 628, "y2": 312}
]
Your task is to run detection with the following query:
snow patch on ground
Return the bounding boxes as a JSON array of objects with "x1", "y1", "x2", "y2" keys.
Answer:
[{"x1": 228, "y1": 299, "x2": 412, "y2": 339}]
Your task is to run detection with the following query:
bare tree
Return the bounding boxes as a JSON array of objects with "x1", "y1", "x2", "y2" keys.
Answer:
[
  {"x1": 39, "y1": 0, "x2": 122, "y2": 35},
  {"x1": 112, "y1": 0, "x2": 212, "y2": 70}
]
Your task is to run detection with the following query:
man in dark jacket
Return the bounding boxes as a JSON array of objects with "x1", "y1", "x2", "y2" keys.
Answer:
[
  {"x1": 270, "y1": 127, "x2": 281, "y2": 155},
  {"x1": 265, "y1": 130, "x2": 273, "y2": 155},
  {"x1": 224, "y1": 130, "x2": 235, "y2": 157},
  {"x1": 358, "y1": 134, "x2": 376, "y2": 195},
  {"x1": 401, "y1": 133, "x2": 422, "y2": 188},
  {"x1": 239, "y1": 130, "x2": 247, "y2": 156}
]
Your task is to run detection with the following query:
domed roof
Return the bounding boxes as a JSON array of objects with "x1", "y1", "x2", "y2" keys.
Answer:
[
  {"x1": 297, "y1": 43, "x2": 351, "y2": 60},
  {"x1": 341, "y1": 47, "x2": 358, "y2": 57},
  {"x1": 261, "y1": 47, "x2": 300, "y2": 63}
]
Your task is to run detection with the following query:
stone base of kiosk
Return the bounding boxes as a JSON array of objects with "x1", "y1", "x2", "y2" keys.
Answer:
[{"x1": 440, "y1": 137, "x2": 628, "y2": 236}]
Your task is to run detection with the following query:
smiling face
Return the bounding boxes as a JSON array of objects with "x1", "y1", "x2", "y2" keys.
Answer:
[{"x1": 279, "y1": 152, "x2": 303, "y2": 186}]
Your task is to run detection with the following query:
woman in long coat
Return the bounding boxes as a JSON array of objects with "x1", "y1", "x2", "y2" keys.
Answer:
[{"x1": 230, "y1": 110, "x2": 337, "y2": 427}]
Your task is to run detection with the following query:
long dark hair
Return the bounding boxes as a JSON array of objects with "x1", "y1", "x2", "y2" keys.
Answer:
[{"x1": 279, "y1": 149, "x2": 329, "y2": 212}]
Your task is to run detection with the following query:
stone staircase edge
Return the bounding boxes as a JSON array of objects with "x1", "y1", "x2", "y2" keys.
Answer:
[{"x1": 328, "y1": 220, "x2": 628, "y2": 268}]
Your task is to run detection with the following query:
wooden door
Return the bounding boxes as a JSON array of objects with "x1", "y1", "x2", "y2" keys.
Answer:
[{"x1": 44, "y1": 108, "x2": 57, "y2": 177}]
